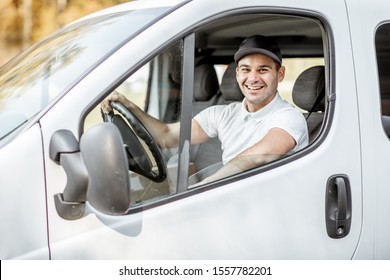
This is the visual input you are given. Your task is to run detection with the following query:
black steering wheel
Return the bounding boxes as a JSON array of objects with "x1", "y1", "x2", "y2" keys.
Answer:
[{"x1": 102, "y1": 101, "x2": 167, "y2": 183}]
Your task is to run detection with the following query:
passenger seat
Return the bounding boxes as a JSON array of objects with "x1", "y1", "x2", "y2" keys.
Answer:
[
  {"x1": 214, "y1": 62, "x2": 243, "y2": 105},
  {"x1": 292, "y1": 65, "x2": 325, "y2": 142},
  {"x1": 192, "y1": 63, "x2": 220, "y2": 115}
]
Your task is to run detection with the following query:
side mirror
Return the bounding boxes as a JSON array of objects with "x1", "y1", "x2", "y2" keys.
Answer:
[
  {"x1": 50, "y1": 130, "x2": 88, "y2": 220},
  {"x1": 50, "y1": 123, "x2": 131, "y2": 219},
  {"x1": 80, "y1": 123, "x2": 130, "y2": 215}
]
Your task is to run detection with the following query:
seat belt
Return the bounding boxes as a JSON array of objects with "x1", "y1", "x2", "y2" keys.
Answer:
[{"x1": 306, "y1": 89, "x2": 325, "y2": 120}]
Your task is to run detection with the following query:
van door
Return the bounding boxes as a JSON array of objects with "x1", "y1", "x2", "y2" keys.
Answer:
[
  {"x1": 346, "y1": 0, "x2": 390, "y2": 259},
  {"x1": 0, "y1": 124, "x2": 49, "y2": 259},
  {"x1": 42, "y1": 0, "x2": 363, "y2": 259}
]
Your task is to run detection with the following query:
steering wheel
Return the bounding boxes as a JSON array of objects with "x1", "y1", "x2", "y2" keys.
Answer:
[{"x1": 102, "y1": 101, "x2": 167, "y2": 183}]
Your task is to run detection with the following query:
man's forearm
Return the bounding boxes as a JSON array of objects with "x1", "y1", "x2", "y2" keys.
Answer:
[
  {"x1": 111, "y1": 92, "x2": 180, "y2": 148},
  {"x1": 203, "y1": 154, "x2": 280, "y2": 184}
]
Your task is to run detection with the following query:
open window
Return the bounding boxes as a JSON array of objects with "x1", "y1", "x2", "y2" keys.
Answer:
[
  {"x1": 188, "y1": 13, "x2": 327, "y2": 183},
  {"x1": 83, "y1": 12, "x2": 328, "y2": 209}
]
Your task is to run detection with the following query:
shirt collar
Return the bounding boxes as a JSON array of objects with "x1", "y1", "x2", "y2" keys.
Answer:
[{"x1": 240, "y1": 92, "x2": 282, "y2": 121}]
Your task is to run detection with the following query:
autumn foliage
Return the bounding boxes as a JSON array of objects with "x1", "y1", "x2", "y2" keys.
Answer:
[{"x1": 0, "y1": 0, "x2": 130, "y2": 65}]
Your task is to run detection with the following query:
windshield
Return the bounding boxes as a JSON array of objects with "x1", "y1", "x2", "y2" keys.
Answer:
[{"x1": 0, "y1": 3, "x2": 178, "y2": 141}]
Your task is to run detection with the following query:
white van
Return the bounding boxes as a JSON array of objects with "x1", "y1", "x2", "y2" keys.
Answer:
[{"x1": 1, "y1": 0, "x2": 390, "y2": 259}]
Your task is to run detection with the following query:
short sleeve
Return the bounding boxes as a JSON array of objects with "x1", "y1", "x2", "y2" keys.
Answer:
[
  {"x1": 268, "y1": 108, "x2": 309, "y2": 150},
  {"x1": 193, "y1": 106, "x2": 221, "y2": 138}
]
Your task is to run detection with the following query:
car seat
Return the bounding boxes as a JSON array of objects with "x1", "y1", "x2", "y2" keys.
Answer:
[
  {"x1": 292, "y1": 65, "x2": 325, "y2": 142},
  {"x1": 192, "y1": 63, "x2": 220, "y2": 115},
  {"x1": 214, "y1": 61, "x2": 243, "y2": 105}
]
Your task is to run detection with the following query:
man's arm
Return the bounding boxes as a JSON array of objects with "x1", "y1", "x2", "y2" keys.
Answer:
[
  {"x1": 201, "y1": 127, "x2": 296, "y2": 183},
  {"x1": 101, "y1": 91, "x2": 182, "y2": 148},
  {"x1": 101, "y1": 92, "x2": 209, "y2": 148}
]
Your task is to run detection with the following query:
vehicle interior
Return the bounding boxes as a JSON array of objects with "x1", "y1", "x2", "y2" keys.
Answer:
[
  {"x1": 85, "y1": 12, "x2": 327, "y2": 206},
  {"x1": 188, "y1": 13, "x2": 326, "y2": 180}
]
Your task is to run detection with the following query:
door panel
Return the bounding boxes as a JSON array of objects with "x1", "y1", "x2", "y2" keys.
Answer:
[
  {"x1": 0, "y1": 125, "x2": 49, "y2": 259},
  {"x1": 346, "y1": 0, "x2": 390, "y2": 259},
  {"x1": 42, "y1": 0, "x2": 362, "y2": 259}
]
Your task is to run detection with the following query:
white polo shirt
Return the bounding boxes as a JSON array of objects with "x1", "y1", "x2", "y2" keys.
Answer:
[{"x1": 194, "y1": 93, "x2": 308, "y2": 164}]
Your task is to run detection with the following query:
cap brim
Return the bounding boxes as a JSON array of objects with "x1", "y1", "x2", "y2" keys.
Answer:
[{"x1": 234, "y1": 48, "x2": 282, "y2": 64}]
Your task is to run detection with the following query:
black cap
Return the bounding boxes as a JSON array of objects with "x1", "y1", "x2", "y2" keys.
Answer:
[{"x1": 234, "y1": 35, "x2": 282, "y2": 65}]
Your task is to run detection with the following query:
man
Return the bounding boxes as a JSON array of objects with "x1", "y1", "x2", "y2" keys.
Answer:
[{"x1": 101, "y1": 35, "x2": 308, "y2": 184}]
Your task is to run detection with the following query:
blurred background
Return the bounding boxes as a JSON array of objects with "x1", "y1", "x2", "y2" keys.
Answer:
[
  {"x1": 0, "y1": 0, "x2": 130, "y2": 66},
  {"x1": 0, "y1": 0, "x2": 323, "y2": 106}
]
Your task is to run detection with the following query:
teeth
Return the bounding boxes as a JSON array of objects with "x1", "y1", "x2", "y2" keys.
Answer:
[{"x1": 246, "y1": 85, "x2": 263, "y2": 90}]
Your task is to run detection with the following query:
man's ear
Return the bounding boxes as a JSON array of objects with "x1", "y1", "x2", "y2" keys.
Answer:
[{"x1": 278, "y1": 66, "x2": 286, "y2": 82}]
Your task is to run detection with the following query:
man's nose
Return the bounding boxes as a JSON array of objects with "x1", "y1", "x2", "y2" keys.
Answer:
[{"x1": 248, "y1": 70, "x2": 261, "y2": 82}]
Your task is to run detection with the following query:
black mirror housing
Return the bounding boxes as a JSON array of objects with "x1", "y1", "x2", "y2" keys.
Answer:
[{"x1": 80, "y1": 123, "x2": 130, "y2": 215}]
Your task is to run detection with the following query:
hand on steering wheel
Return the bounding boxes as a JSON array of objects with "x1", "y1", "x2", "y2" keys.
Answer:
[{"x1": 102, "y1": 101, "x2": 167, "y2": 183}]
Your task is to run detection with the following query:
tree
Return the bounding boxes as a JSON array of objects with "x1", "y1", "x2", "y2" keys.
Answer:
[
  {"x1": 0, "y1": 0, "x2": 130, "y2": 65},
  {"x1": 22, "y1": 0, "x2": 32, "y2": 47}
]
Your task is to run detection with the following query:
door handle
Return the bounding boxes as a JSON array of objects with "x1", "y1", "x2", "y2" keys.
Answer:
[
  {"x1": 325, "y1": 175, "x2": 352, "y2": 238},
  {"x1": 335, "y1": 177, "x2": 347, "y2": 220}
]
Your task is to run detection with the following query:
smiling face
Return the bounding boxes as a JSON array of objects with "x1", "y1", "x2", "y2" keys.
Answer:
[{"x1": 236, "y1": 53, "x2": 285, "y2": 112}]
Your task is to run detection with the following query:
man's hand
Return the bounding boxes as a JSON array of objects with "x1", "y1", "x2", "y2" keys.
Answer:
[{"x1": 101, "y1": 91, "x2": 133, "y2": 115}]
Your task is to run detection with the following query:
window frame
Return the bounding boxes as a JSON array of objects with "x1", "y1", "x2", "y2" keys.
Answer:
[{"x1": 89, "y1": 8, "x2": 335, "y2": 214}]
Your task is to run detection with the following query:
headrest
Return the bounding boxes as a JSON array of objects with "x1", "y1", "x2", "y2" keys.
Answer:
[
  {"x1": 193, "y1": 63, "x2": 219, "y2": 101},
  {"x1": 292, "y1": 65, "x2": 325, "y2": 112},
  {"x1": 220, "y1": 62, "x2": 243, "y2": 101}
]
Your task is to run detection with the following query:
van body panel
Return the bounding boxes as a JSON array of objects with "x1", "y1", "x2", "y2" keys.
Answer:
[
  {"x1": 1, "y1": 0, "x2": 389, "y2": 259},
  {"x1": 0, "y1": 124, "x2": 49, "y2": 259}
]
